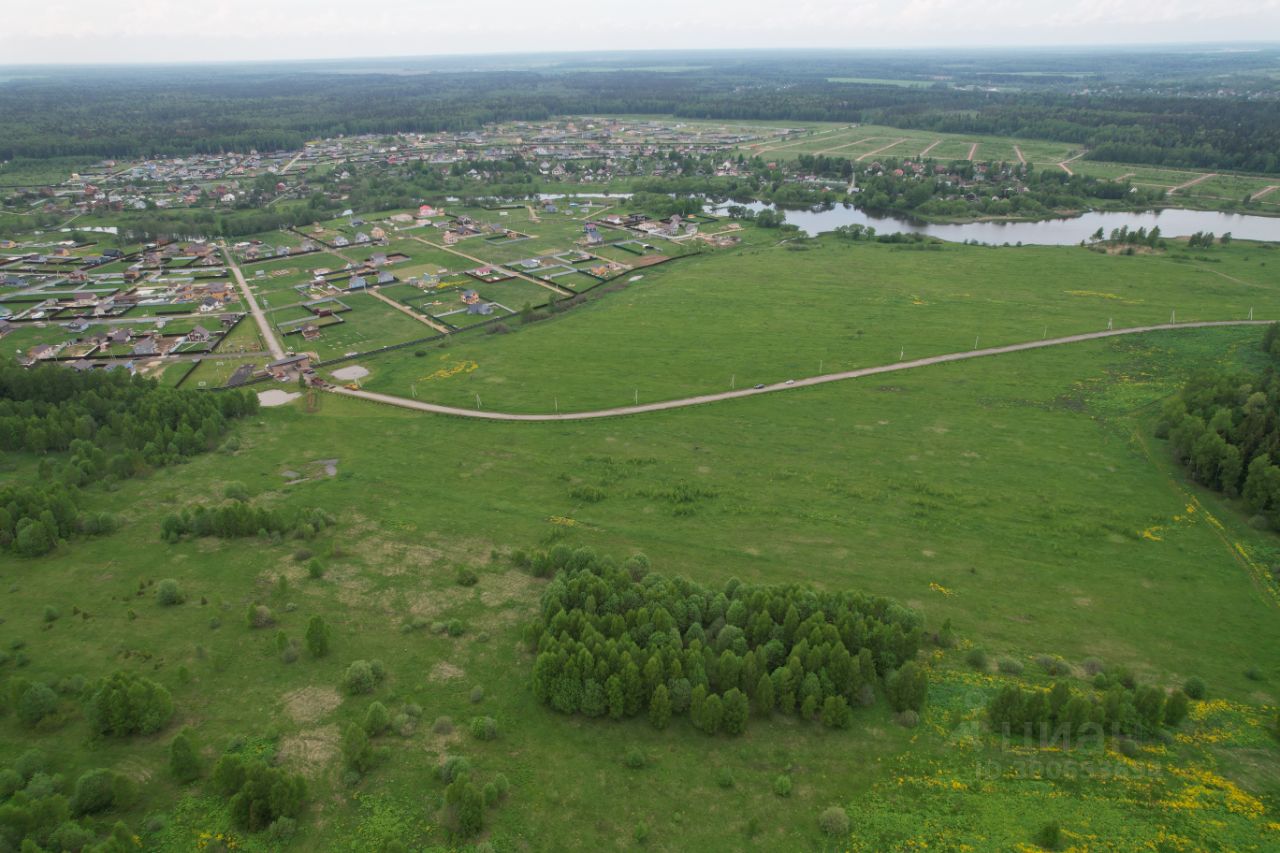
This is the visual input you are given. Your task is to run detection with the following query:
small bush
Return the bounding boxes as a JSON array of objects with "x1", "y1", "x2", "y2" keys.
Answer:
[
  {"x1": 72, "y1": 768, "x2": 124, "y2": 815},
  {"x1": 965, "y1": 648, "x2": 989, "y2": 671},
  {"x1": 432, "y1": 716, "x2": 454, "y2": 735},
  {"x1": 307, "y1": 559, "x2": 325, "y2": 579},
  {"x1": 1245, "y1": 666, "x2": 1265, "y2": 682},
  {"x1": 343, "y1": 660, "x2": 384, "y2": 695},
  {"x1": 469, "y1": 716, "x2": 498, "y2": 741},
  {"x1": 364, "y1": 701, "x2": 391, "y2": 736},
  {"x1": 1036, "y1": 655, "x2": 1070, "y2": 676},
  {"x1": 18, "y1": 682, "x2": 58, "y2": 727},
  {"x1": 997, "y1": 657, "x2": 1024, "y2": 675},
  {"x1": 819, "y1": 806, "x2": 850, "y2": 837},
  {"x1": 469, "y1": 685, "x2": 485, "y2": 704},
  {"x1": 715, "y1": 767, "x2": 734, "y2": 789},
  {"x1": 455, "y1": 566, "x2": 478, "y2": 587},
  {"x1": 446, "y1": 619, "x2": 465, "y2": 637},
  {"x1": 1034, "y1": 820, "x2": 1063, "y2": 851},
  {"x1": 773, "y1": 774, "x2": 793, "y2": 797},
  {"x1": 1183, "y1": 676, "x2": 1207, "y2": 700},
  {"x1": 437, "y1": 755, "x2": 471, "y2": 784},
  {"x1": 43, "y1": 605, "x2": 60, "y2": 623},
  {"x1": 1117, "y1": 738, "x2": 1140, "y2": 759},
  {"x1": 895, "y1": 709, "x2": 920, "y2": 728},
  {"x1": 156, "y1": 579, "x2": 185, "y2": 606},
  {"x1": 634, "y1": 823, "x2": 650, "y2": 845},
  {"x1": 246, "y1": 604, "x2": 274, "y2": 629},
  {"x1": 1081, "y1": 657, "x2": 1105, "y2": 676},
  {"x1": 624, "y1": 747, "x2": 646, "y2": 769},
  {"x1": 225, "y1": 482, "x2": 250, "y2": 502}
]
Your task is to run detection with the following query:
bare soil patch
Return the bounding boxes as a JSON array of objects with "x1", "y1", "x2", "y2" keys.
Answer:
[
  {"x1": 278, "y1": 724, "x2": 340, "y2": 778},
  {"x1": 282, "y1": 685, "x2": 342, "y2": 724}
]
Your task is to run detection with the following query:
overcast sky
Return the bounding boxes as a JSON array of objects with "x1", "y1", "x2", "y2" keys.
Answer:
[{"x1": 2, "y1": 0, "x2": 1279, "y2": 64}]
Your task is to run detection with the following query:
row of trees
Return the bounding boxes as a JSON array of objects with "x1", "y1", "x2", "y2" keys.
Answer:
[
  {"x1": 526, "y1": 546, "x2": 928, "y2": 736},
  {"x1": 160, "y1": 502, "x2": 335, "y2": 543},
  {"x1": 1161, "y1": 330, "x2": 1280, "y2": 531},
  {"x1": 988, "y1": 679, "x2": 1189, "y2": 741},
  {"x1": 0, "y1": 359, "x2": 259, "y2": 556}
]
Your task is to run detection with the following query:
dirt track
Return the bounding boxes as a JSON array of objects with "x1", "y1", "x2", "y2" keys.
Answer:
[{"x1": 328, "y1": 320, "x2": 1269, "y2": 421}]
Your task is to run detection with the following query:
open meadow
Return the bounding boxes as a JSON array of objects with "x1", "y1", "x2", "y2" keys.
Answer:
[
  {"x1": 3, "y1": 313, "x2": 1279, "y2": 849},
  {"x1": 353, "y1": 236, "x2": 1280, "y2": 412}
]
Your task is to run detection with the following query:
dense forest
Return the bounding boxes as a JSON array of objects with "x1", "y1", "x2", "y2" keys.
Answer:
[
  {"x1": 2, "y1": 49, "x2": 1278, "y2": 173},
  {"x1": 522, "y1": 545, "x2": 929, "y2": 736},
  {"x1": 0, "y1": 360, "x2": 259, "y2": 556}
]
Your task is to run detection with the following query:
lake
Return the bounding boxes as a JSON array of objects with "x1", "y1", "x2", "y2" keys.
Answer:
[{"x1": 720, "y1": 202, "x2": 1280, "y2": 245}]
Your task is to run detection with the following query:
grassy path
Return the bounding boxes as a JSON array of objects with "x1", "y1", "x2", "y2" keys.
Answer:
[{"x1": 328, "y1": 319, "x2": 1271, "y2": 421}]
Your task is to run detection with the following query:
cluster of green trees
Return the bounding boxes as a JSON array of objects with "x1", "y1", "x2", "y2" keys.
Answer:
[
  {"x1": 211, "y1": 753, "x2": 307, "y2": 833},
  {"x1": 988, "y1": 678, "x2": 1189, "y2": 741},
  {"x1": 1160, "y1": 330, "x2": 1280, "y2": 529},
  {"x1": 1186, "y1": 231, "x2": 1230, "y2": 248},
  {"x1": 0, "y1": 360, "x2": 259, "y2": 556},
  {"x1": 160, "y1": 502, "x2": 334, "y2": 543},
  {"x1": 848, "y1": 158, "x2": 1166, "y2": 220},
  {"x1": 0, "y1": 750, "x2": 140, "y2": 852},
  {"x1": 1089, "y1": 225, "x2": 1164, "y2": 247},
  {"x1": 525, "y1": 546, "x2": 927, "y2": 736}
]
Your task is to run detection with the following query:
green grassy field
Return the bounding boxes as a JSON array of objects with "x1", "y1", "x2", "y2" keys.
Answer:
[
  {"x1": 3, "y1": 320, "x2": 1278, "y2": 851},
  {"x1": 354, "y1": 237, "x2": 1280, "y2": 413}
]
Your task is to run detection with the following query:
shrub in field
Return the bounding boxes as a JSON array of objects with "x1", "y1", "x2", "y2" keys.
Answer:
[
  {"x1": 437, "y1": 755, "x2": 471, "y2": 784},
  {"x1": 773, "y1": 774, "x2": 793, "y2": 797},
  {"x1": 343, "y1": 723, "x2": 376, "y2": 774},
  {"x1": 71, "y1": 768, "x2": 131, "y2": 815},
  {"x1": 156, "y1": 578, "x2": 184, "y2": 606},
  {"x1": 1183, "y1": 676, "x2": 1207, "y2": 700},
  {"x1": 886, "y1": 662, "x2": 928, "y2": 713},
  {"x1": 169, "y1": 729, "x2": 202, "y2": 783},
  {"x1": 306, "y1": 615, "x2": 331, "y2": 658},
  {"x1": 624, "y1": 747, "x2": 646, "y2": 769},
  {"x1": 343, "y1": 659, "x2": 385, "y2": 695},
  {"x1": 455, "y1": 566, "x2": 478, "y2": 587},
  {"x1": 469, "y1": 716, "x2": 498, "y2": 741},
  {"x1": 85, "y1": 671, "x2": 173, "y2": 736},
  {"x1": 443, "y1": 777, "x2": 484, "y2": 837},
  {"x1": 211, "y1": 754, "x2": 307, "y2": 832},
  {"x1": 364, "y1": 702, "x2": 391, "y2": 736},
  {"x1": 966, "y1": 648, "x2": 989, "y2": 671},
  {"x1": 997, "y1": 657, "x2": 1024, "y2": 675},
  {"x1": 469, "y1": 685, "x2": 485, "y2": 704},
  {"x1": 17, "y1": 682, "x2": 58, "y2": 728},
  {"x1": 819, "y1": 806, "x2": 850, "y2": 837},
  {"x1": 432, "y1": 716, "x2": 454, "y2": 735},
  {"x1": 246, "y1": 604, "x2": 274, "y2": 629}
]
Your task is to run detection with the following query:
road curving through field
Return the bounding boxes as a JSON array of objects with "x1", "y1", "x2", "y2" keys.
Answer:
[{"x1": 327, "y1": 320, "x2": 1271, "y2": 421}]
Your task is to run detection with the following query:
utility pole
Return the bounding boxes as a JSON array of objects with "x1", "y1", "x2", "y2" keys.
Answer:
[
  {"x1": 731, "y1": 374, "x2": 735, "y2": 390},
  {"x1": 475, "y1": 394, "x2": 481, "y2": 410},
  {"x1": 1171, "y1": 309, "x2": 1176, "y2": 323},
  {"x1": 634, "y1": 389, "x2": 638, "y2": 405},
  {"x1": 974, "y1": 334, "x2": 979, "y2": 350}
]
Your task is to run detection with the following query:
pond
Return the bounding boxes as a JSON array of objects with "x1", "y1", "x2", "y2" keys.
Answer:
[{"x1": 718, "y1": 202, "x2": 1280, "y2": 245}]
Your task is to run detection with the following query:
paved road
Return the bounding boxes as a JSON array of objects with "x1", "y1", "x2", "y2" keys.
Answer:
[
  {"x1": 221, "y1": 244, "x2": 285, "y2": 360},
  {"x1": 327, "y1": 320, "x2": 1270, "y2": 421}
]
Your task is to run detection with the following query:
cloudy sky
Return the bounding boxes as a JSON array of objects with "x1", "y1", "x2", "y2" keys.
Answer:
[{"x1": 2, "y1": 0, "x2": 1279, "y2": 64}]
